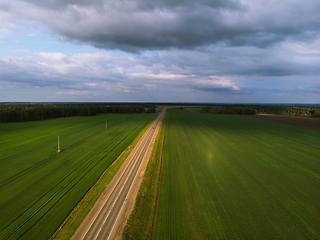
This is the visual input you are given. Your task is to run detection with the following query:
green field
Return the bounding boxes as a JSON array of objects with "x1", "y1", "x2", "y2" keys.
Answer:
[
  {"x1": 0, "y1": 113, "x2": 155, "y2": 240},
  {"x1": 155, "y1": 109, "x2": 320, "y2": 239}
]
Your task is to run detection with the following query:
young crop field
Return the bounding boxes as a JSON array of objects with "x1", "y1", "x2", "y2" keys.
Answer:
[
  {"x1": 0, "y1": 113, "x2": 156, "y2": 240},
  {"x1": 155, "y1": 108, "x2": 320, "y2": 239}
]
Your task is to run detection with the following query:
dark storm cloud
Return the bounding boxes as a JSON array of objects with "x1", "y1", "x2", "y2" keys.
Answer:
[
  {"x1": 22, "y1": 0, "x2": 242, "y2": 9},
  {"x1": 144, "y1": 44, "x2": 320, "y2": 78},
  {"x1": 2, "y1": 0, "x2": 320, "y2": 52}
]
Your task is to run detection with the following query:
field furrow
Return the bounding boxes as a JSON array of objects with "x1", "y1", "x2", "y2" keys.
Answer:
[{"x1": 0, "y1": 113, "x2": 156, "y2": 240}]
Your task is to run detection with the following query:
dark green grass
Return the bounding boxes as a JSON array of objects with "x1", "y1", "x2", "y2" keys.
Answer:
[
  {"x1": 155, "y1": 109, "x2": 320, "y2": 239},
  {"x1": 0, "y1": 113, "x2": 156, "y2": 240}
]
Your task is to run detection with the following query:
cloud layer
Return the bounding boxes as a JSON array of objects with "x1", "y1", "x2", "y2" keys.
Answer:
[
  {"x1": 0, "y1": 0, "x2": 320, "y2": 102},
  {"x1": 1, "y1": 42, "x2": 319, "y2": 100},
  {"x1": 1, "y1": 0, "x2": 320, "y2": 52}
]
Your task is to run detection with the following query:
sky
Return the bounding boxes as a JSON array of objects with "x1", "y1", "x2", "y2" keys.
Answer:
[{"x1": 0, "y1": 0, "x2": 320, "y2": 103}]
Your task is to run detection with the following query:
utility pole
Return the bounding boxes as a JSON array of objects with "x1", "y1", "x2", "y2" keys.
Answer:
[
  {"x1": 57, "y1": 135, "x2": 60, "y2": 153},
  {"x1": 105, "y1": 119, "x2": 108, "y2": 129}
]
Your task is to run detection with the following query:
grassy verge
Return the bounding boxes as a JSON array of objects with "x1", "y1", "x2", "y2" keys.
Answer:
[
  {"x1": 122, "y1": 112, "x2": 167, "y2": 240},
  {"x1": 49, "y1": 119, "x2": 155, "y2": 240}
]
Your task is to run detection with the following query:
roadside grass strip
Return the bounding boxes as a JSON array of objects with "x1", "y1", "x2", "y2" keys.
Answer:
[
  {"x1": 155, "y1": 109, "x2": 320, "y2": 240},
  {"x1": 0, "y1": 113, "x2": 156, "y2": 240},
  {"x1": 122, "y1": 111, "x2": 167, "y2": 240}
]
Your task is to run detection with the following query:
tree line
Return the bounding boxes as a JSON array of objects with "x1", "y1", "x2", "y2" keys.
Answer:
[
  {"x1": 0, "y1": 103, "x2": 157, "y2": 122},
  {"x1": 202, "y1": 104, "x2": 320, "y2": 117},
  {"x1": 202, "y1": 106, "x2": 257, "y2": 115}
]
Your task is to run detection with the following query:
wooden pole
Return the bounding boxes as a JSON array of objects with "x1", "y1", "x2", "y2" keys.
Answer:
[
  {"x1": 105, "y1": 119, "x2": 108, "y2": 129},
  {"x1": 57, "y1": 135, "x2": 60, "y2": 153}
]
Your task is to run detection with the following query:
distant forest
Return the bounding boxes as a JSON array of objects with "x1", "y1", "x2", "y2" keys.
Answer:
[
  {"x1": 1, "y1": 103, "x2": 319, "y2": 122},
  {"x1": 0, "y1": 103, "x2": 156, "y2": 122},
  {"x1": 201, "y1": 104, "x2": 320, "y2": 117}
]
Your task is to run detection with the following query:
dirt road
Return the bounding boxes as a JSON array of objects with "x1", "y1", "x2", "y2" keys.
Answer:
[{"x1": 71, "y1": 109, "x2": 165, "y2": 240}]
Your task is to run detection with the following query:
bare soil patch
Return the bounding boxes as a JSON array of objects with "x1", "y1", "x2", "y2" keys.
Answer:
[{"x1": 245, "y1": 114, "x2": 320, "y2": 131}]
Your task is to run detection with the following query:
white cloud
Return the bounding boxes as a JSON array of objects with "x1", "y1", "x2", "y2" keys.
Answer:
[
  {"x1": 36, "y1": 52, "x2": 67, "y2": 63},
  {"x1": 0, "y1": 24, "x2": 17, "y2": 38},
  {"x1": 128, "y1": 73, "x2": 187, "y2": 80},
  {"x1": 0, "y1": 50, "x2": 245, "y2": 95}
]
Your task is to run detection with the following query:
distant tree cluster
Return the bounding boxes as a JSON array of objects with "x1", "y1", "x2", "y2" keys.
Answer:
[
  {"x1": 202, "y1": 106, "x2": 257, "y2": 115},
  {"x1": 244, "y1": 105, "x2": 320, "y2": 117},
  {"x1": 0, "y1": 103, "x2": 157, "y2": 122},
  {"x1": 202, "y1": 104, "x2": 320, "y2": 117},
  {"x1": 146, "y1": 105, "x2": 156, "y2": 113}
]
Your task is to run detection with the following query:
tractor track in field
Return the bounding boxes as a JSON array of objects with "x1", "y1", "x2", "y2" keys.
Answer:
[
  {"x1": 0, "y1": 121, "x2": 147, "y2": 239},
  {"x1": 0, "y1": 118, "x2": 139, "y2": 188}
]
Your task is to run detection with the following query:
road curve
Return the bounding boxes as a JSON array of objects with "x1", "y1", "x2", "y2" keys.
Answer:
[{"x1": 71, "y1": 109, "x2": 165, "y2": 240}]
